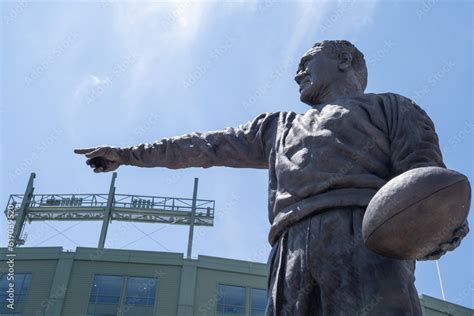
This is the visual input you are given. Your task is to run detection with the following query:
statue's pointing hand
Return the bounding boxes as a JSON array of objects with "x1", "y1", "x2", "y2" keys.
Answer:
[{"x1": 74, "y1": 146, "x2": 123, "y2": 173}]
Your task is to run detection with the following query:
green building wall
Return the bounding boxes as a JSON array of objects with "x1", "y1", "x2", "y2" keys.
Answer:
[{"x1": 1, "y1": 247, "x2": 472, "y2": 316}]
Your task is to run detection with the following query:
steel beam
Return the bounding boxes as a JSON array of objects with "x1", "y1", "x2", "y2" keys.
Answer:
[
  {"x1": 12, "y1": 172, "x2": 35, "y2": 247},
  {"x1": 186, "y1": 178, "x2": 198, "y2": 259},
  {"x1": 98, "y1": 172, "x2": 117, "y2": 249}
]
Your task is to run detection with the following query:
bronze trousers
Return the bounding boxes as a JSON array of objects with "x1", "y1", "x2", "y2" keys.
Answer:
[{"x1": 265, "y1": 207, "x2": 422, "y2": 316}]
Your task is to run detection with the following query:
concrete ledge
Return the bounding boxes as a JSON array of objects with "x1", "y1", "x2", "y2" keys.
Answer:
[
  {"x1": 197, "y1": 255, "x2": 267, "y2": 276},
  {"x1": 419, "y1": 294, "x2": 473, "y2": 315},
  {"x1": 73, "y1": 247, "x2": 184, "y2": 265},
  {"x1": 0, "y1": 247, "x2": 64, "y2": 260}
]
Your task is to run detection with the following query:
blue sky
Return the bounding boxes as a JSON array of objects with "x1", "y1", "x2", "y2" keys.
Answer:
[{"x1": 1, "y1": 0, "x2": 473, "y2": 308}]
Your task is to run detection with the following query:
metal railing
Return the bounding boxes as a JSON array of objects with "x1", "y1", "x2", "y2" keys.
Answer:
[{"x1": 4, "y1": 193, "x2": 215, "y2": 221}]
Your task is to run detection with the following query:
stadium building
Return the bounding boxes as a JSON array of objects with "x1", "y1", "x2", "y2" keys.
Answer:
[{"x1": 1, "y1": 173, "x2": 472, "y2": 316}]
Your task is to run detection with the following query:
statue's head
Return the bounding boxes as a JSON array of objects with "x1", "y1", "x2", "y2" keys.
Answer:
[{"x1": 295, "y1": 40, "x2": 367, "y2": 106}]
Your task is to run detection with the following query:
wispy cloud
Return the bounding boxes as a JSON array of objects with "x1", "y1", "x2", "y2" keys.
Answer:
[
  {"x1": 283, "y1": 1, "x2": 332, "y2": 61},
  {"x1": 73, "y1": 74, "x2": 109, "y2": 100},
  {"x1": 106, "y1": 1, "x2": 217, "y2": 105},
  {"x1": 320, "y1": 0, "x2": 376, "y2": 36},
  {"x1": 99, "y1": 0, "x2": 379, "y2": 118},
  {"x1": 63, "y1": 74, "x2": 111, "y2": 138},
  {"x1": 291, "y1": 0, "x2": 379, "y2": 57}
]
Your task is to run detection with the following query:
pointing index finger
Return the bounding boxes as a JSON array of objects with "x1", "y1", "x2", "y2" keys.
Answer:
[
  {"x1": 85, "y1": 147, "x2": 107, "y2": 158},
  {"x1": 74, "y1": 147, "x2": 99, "y2": 155}
]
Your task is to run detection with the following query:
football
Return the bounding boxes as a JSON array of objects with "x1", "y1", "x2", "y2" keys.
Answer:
[{"x1": 362, "y1": 166, "x2": 471, "y2": 260}]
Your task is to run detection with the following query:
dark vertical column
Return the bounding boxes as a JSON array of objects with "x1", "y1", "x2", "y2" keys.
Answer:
[
  {"x1": 98, "y1": 172, "x2": 117, "y2": 249},
  {"x1": 12, "y1": 172, "x2": 35, "y2": 247},
  {"x1": 186, "y1": 178, "x2": 199, "y2": 259}
]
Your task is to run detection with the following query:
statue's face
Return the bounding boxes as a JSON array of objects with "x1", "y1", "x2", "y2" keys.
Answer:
[{"x1": 295, "y1": 49, "x2": 340, "y2": 105}]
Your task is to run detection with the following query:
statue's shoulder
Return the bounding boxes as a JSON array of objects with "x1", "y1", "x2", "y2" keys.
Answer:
[
  {"x1": 363, "y1": 92, "x2": 424, "y2": 113},
  {"x1": 368, "y1": 92, "x2": 432, "y2": 121},
  {"x1": 370, "y1": 92, "x2": 416, "y2": 104}
]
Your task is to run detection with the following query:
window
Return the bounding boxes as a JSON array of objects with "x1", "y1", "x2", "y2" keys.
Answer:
[
  {"x1": 216, "y1": 284, "x2": 246, "y2": 315},
  {"x1": 89, "y1": 275, "x2": 124, "y2": 304},
  {"x1": 250, "y1": 288, "x2": 266, "y2": 316},
  {"x1": 215, "y1": 285, "x2": 267, "y2": 315},
  {"x1": 0, "y1": 273, "x2": 31, "y2": 314},
  {"x1": 124, "y1": 277, "x2": 157, "y2": 306},
  {"x1": 87, "y1": 275, "x2": 158, "y2": 316}
]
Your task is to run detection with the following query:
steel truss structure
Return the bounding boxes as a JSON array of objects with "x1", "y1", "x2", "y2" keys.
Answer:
[{"x1": 4, "y1": 173, "x2": 215, "y2": 257}]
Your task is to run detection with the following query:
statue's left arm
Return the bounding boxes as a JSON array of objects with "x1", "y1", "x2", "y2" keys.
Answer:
[
  {"x1": 384, "y1": 93, "x2": 445, "y2": 176},
  {"x1": 384, "y1": 93, "x2": 468, "y2": 260}
]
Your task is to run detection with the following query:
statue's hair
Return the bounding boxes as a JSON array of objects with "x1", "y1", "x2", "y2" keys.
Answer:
[{"x1": 310, "y1": 40, "x2": 368, "y2": 91}]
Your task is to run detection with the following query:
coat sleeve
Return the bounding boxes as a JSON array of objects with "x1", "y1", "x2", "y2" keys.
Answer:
[
  {"x1": 119, "y1": 112, "x2": 278, "y2": 169},
  {"x1": 384, "y1": 93, "x2": 445, "y2": 177}
]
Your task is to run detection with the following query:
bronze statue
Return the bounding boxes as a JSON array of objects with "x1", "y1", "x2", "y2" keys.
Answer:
[{"x1": 75, "y1": 40, "x2": 468, "y2": 315}]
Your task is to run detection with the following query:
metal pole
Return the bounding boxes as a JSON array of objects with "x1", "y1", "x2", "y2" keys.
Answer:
[
  {"x1": 98, "y1": 172, "x2": 117, "y2": 249},
  {"x1": 186, "y1": 178, "x2": 198, "y2": 259},
  {"x1": 12, "y1": 173, "x2": 36, "y2": 247},
  {"x1": 435, "y1": 260, "x2": 446, "y2": 301}
]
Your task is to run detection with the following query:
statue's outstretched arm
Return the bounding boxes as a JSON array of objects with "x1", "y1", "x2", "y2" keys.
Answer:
[{"x1": 74, "y1": 112, "x2": 278, "y2": 173}]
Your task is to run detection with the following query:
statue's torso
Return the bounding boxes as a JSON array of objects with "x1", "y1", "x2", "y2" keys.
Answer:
[{"x1": 267, "y1": 93, "x2": 411, "y2": 244}]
